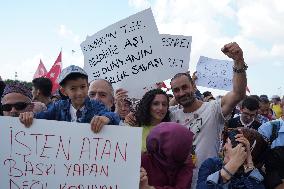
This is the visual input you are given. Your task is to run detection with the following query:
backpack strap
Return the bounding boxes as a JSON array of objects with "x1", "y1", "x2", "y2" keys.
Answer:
[{"x1": 269, "y1": 121, "x2": 281, "y2": 144}]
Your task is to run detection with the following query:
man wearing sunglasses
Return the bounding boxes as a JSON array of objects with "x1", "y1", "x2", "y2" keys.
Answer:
[{"x1": 1, "y1": 81, "x2": 33, "y2": 117}]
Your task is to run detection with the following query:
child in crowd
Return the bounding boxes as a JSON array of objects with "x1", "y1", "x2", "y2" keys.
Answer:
[{"x1": 19, "y1": 65, "x2": 120, "y2": 132}]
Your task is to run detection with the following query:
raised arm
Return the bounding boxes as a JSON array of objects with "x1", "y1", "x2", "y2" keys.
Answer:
[{"x1": 221, "y1": 42, "x2": 247, "y2": 117}]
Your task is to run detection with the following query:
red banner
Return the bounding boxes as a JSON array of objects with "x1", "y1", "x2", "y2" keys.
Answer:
[{"x1": 45, "y1": 51, "x2": 62, "y2": 93}]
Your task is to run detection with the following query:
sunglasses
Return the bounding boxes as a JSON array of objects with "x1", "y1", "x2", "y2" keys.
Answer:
[{"x1": 1, "y1": 102, "x2": 30, "y2": 111}]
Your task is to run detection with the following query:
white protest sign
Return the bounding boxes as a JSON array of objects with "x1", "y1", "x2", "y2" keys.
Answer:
[
  {"x1": 195, "y1": 56, "x2": 233, "y2": 91},
  {"x1": 161, "y1": 34, "x2": 191, "y2": 72},
  {"x1": 141, "y1": 34, "x2": 192, "y2": 92},
  {"x1": 81, "y1": 8, "x2": 167, "y2": 98},
  {"x1": 139, "y1": 83, "x2": 168, "y2": 95},
  {"x1": 0, "y1": 116, "x2": 142, "y2": 189}
]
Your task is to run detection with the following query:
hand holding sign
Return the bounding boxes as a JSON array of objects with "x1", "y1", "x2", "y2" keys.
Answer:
[
  {"x1": 140, "y1": 167, "x2": 150, "y2": 189},
  {"x1": 19, "y1": 112, "x2": 34, "y2": 127},
  {"x1": 90, "y1": 116, "x2": 110, "y2": 133},
  {"x1": 192, "y1": 71, "x2": 197, "y2": 83}
]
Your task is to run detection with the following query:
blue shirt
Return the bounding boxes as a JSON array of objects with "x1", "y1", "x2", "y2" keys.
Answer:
[
  {"x1": 256, "y1": 114, "x2": 269, "y2": 124},
  {"x1": 35, "y1": 97, "x2": 120, "y2": 125},
  {"x1": 258, "y1": 119, "x2": 284, "y2": 148},
  {"x1": 197, "y1": 157, "x2": 265, "y2": 189},
  {"x1": 46, "y1": 101, "x2": 54, "y2": 109}
]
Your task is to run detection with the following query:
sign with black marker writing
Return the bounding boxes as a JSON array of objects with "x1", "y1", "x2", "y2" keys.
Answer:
[
  {"x1": 0, "y1": 116, "x2": 142, "y2": 189},
  {"x1": 195, "y1": 56, "x2": 233, "y2": 91},
  {"x1": 161, "y1": 34, "x2": 191, "y2": 72},
  {"x1": 141, "y1": 34, "x2": 192, "y2": 92},
  {"x1": 81, "y1": 8, "x2": 165, "y2": 98}
]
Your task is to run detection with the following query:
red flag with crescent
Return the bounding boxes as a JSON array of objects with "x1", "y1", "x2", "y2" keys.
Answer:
[{"x1": 45, "y1": 51, "x2": 62, "y2": 93}]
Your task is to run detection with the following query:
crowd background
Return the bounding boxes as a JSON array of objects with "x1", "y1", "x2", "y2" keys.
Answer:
[{"x1": 1, "y1": 43, "x2": 284, "y2": 189}]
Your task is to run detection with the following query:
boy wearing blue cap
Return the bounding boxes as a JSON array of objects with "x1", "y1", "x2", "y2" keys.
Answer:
[{"x1": 19, "y1": 65, "x2": 120, "y2": 132}]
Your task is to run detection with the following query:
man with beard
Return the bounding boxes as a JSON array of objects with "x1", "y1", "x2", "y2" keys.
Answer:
[
  {"x1": 1, "y1": 81, "x2": 34, "y2": 117},
  {"x1": 170, "y1": 42, "x2": 247, "y2": 188}
]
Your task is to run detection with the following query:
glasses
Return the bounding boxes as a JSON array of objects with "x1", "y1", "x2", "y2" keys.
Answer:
[
  {"x1": 242, "y1": 111, "x2": 257, "y2": 118},
  {"x1": 1, "y1": 102, "x2": 30, "y2": 111}
]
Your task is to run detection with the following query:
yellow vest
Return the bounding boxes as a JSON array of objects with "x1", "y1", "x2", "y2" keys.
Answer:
[{"x1": 272, "y1": 104, "x2": 283, "y2": 119}]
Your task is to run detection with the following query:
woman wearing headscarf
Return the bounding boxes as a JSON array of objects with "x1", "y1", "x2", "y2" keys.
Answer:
[
  {"x1": 140, "y1": 122, "x2": 194, "y2": 189},
  {"x1": 197, "y1": 128, "x2": 267, "y2": 189}
]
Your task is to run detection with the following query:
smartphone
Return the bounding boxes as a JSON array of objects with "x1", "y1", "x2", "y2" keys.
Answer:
[{"x1": 228, "y1": 130, "x2": 240, "y2": 148}]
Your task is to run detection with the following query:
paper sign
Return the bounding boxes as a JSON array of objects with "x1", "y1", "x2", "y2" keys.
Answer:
[
  {"x1": 195, "y1": 56, "x2": 233, "y2": 91},
  {"x1": 81, "y1": 8, "x2": 167, "y2": 98},
  {"x1": 142, "y1": 34, "x2": 192, "y2": 93},
  {"x1": 0, "y1": 116, "x2": 142, "y2": 189},
  {"x1": 161, "y1": 34, "x2": 191, "y2": 72}
]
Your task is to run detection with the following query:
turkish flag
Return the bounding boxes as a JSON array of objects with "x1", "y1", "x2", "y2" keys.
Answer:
[
  {"x1": 33, "y1": 59, "x2": 47, "y2": 79},
  {"x1": 45, "y1": 51, "x2": 62, "y2": 93}
]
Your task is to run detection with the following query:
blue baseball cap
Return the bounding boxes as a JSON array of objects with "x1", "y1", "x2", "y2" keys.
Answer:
[{"x1": 58, "y1": 65, "x2": 88, "y2": 85}]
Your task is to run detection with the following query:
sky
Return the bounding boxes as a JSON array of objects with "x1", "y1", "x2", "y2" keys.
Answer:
[{"x1": 0, "y1": 0, "x2": 283, "y2": 98}]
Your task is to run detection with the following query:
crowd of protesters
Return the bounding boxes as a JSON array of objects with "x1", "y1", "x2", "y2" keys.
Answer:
[{"x1": 1, "y1": 42, "x2": 284, "y2": 189}]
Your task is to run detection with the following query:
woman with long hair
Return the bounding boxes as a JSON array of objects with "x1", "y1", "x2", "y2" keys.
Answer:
[{"x1": 132, "y1": 89, "x2": 171, "y2": 151}]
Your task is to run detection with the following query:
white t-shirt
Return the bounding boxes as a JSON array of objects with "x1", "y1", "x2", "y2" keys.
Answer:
[
  {"x1": 70, "y1": 105, "x2": 85, "y2": 122},
  {"x1": 170, "y1": 99, "x2": 227, "y2": 188}
]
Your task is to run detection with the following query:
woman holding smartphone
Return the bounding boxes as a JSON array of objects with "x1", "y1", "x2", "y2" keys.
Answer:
[{"x1": 197, "y1": 128, "x2": 268, "y2": 189}]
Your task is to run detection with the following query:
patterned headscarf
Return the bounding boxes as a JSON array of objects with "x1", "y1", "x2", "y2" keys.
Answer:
[{"x1": 1, "y1": 81, "x2": 32, "y2": 100}]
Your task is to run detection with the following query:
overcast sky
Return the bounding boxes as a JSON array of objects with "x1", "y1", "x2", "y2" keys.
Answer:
[{"x1": 0, "y1": 0, "x2": 283, "y2": 97}]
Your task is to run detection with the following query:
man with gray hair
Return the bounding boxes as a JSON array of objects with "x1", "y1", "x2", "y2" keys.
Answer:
[
  {"x1": 88, "y1": 79, "x2": 114, "y2": 110},
  {"x1": 88, "y1": 79, "x2": 132, "y2": 123}
]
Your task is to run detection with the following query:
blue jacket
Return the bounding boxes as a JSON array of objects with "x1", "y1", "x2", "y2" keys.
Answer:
[
  {"x1": 197, "y1": 157, "x2": 265, "y2": 189},
  {"x1": 35, "y1": 97, "x2": 120, "y2": 125}
]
